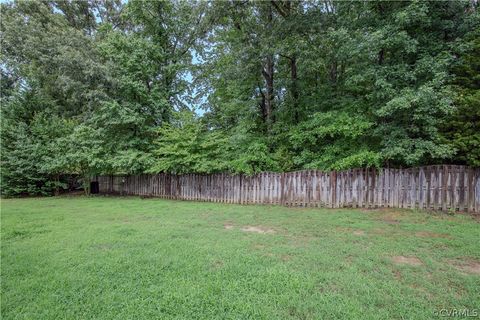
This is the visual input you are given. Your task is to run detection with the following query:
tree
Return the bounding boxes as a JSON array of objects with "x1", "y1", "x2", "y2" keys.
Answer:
[
  {"x1": 443, "y1": 8, "x2": 480, "y2": 166},
  {"x1": 149, "y1": 111, "x2": 230, "y2": 174},
  {"x1": 1, "y1": 0, "x2": 478, "y2": 196}
]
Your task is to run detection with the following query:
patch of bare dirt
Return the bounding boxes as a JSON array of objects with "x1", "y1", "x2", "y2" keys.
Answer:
[
  {"x1": 391, "y1": 256, "x2": 423, "y2": 266},
  {"x1": 382, "y1": 217, "x2": 400, "y2": 225},
  {"x1": 240, "y1": 226, "x2": 275, "y2": 234},
  {"x1": 280, "y1": 254, "x2": 292, "y2": 261},
  {"x1": 371, "y1": 228, "x2": 409, "y2": 237},
  {"x1": 335, "y1": 227, "x2": 366, "y2": 236},
  {"x1": 447, "y1": 258, "x2": 480, "y2": 275},
  {"x1": 353, "y1": 230, "x2": 365, "y2": 236},
  {"x1": 374, "y1": 210, "x2": 403, "y2": 225},
  {"x1": 371, "y1": 228, "x2": 388, "y2": 235},
  {"x1": 415, "y1": 231, "x2": 450, "y2": 238},
  {"x1": 224, "y1": 223, "x2": 234, "y2": 230}
]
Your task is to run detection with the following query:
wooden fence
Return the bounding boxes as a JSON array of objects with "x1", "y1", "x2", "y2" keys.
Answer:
[{"x1": 95, "y1": 165, "x2": 480, "y2": 213}]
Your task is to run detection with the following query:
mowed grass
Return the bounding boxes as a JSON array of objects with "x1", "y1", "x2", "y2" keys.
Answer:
[{"x1": 1, "y1": 197, "x2": 479, "y2": 319}]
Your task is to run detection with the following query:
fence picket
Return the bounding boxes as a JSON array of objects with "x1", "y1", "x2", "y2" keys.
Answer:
[{"x1": 95, "y1": 165, "x2": 479, "y2": 212}]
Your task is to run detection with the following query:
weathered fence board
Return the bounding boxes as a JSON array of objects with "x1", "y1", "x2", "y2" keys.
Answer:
[{"x1": 95, "y1": 165, "x2": 480, "y2": 212}]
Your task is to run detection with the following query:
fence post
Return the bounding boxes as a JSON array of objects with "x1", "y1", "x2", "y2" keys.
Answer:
[{"x1": 331, "y1": 170, "x2": 336, "y2": 208}]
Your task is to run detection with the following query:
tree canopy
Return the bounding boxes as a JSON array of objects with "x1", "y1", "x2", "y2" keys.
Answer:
[{"x1": 1, "y1": 0, "x2": 479, "y2": 196}]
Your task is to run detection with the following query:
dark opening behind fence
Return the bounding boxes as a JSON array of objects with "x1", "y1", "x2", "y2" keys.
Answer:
[{"x1": 95, "y1": 165, "x2": 480, "y2": 212}]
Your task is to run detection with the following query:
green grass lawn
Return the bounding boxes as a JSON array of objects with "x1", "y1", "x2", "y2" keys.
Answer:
[{"x1": 1, "y1": 197, "x2": 479, "y2": 319}]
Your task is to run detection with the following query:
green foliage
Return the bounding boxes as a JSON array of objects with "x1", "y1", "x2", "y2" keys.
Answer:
[
  {"x1": 230, "y1": 140, "x2": 280, "y2": 175},
  {"x1": 289, "y1": 111, "x2": 381, "y2": 170},
  {"x1": 0, "y1": 121, "x2": 52, "y2": 196},
  {"x1": 1, "y1": 0, "x2": 478, "y2": 196},
  {"x1": 442, "y1": 22, "x2": 480, "y2": 166},
  {"x1": 149, "y1": 111, "x2": 230, "y2": 174},
  {"x1": 0, "y1": 106, "x2": 73, "y2": 196}
]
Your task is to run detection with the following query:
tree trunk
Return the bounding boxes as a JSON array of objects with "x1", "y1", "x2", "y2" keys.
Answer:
[
  {"x1": 262, "y1": 4, "x2": 275, "y2": 130},
  {"x1": 263, "y1": 55, "x2": 275, "y2": 129},
  {"x1": 290, "y1": 55, "x2": 299, "y2": 123},
  {"x1": 54, "y1": 173, "x2": 60, "y2": 196},
  {"x1": 258, "y1": 85, "x2": 267, "y2": 125},
  {"x1": 83, "y1": 173, "x2": 90, "y2": 196},
  {"x1": 272, "y1": 0, "x2": 299, "y2": 123},
  {"x1": 378, "y1": 49, "x2": 384, "y2": 65},
  {"x1": 329, "y1": 60, "x2": 337, "y2": 84}
]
